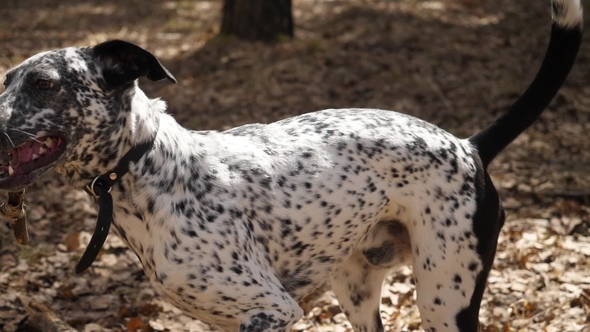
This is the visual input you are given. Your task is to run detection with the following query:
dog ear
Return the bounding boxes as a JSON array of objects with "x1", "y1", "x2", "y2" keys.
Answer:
[{"x1": 93, "y1": 40, "x2": 177, "y2": 86}]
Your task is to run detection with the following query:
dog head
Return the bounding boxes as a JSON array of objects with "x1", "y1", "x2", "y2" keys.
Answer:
[{"x1": 0, "y1": 40, "x2": 176, "y2": 191}]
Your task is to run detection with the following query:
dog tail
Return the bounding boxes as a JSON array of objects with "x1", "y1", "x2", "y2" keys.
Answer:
[{"x1": 469, "y1": 0, "x2": 582, "y2": 168}]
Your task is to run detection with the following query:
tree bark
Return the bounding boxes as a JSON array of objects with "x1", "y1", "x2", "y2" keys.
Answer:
[{"x1": 221, "y1": 0, "x2": 293, "y2": 42}]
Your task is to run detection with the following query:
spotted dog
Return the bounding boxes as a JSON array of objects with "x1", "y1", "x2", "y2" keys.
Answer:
[{"x1": 0, "y1": 1, "x2": 582, "y2": 331}]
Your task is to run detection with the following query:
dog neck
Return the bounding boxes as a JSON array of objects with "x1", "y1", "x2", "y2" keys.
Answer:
[
  {"x1": 55, "y1": 85, "x2": 165, "y2": 189},
  {"x1": 126, "y1": 88, "x2": 165, "y2": 146}
]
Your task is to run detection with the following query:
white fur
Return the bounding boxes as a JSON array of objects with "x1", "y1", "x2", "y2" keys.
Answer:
[{"x1": 552, "y1": 0, "x2": 583, "y2": 29}]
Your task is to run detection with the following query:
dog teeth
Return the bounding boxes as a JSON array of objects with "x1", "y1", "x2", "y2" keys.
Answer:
[
  {"x1": 45, "y1": 137, "x2": 54, "y2": 148},
  {"x1": 39, "y1": 146, "x2": 47, "y2": 155},
  {"x1": 8, "y1": 166, "x2": 14, "y2": 176},
  {"x1": 32, "y1": 154, "x2": 39, "y2": 160}
]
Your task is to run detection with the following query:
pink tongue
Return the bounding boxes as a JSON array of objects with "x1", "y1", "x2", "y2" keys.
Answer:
[
  {"x1": 7, "y1": 141, "x2": 47, "y2": 168},
  {"x1": 33, "y1": 141, "x2": 42, "y2": 154},
  {"x1": 17, "y1": 143, "x2": 34, "y2": 164},
  {"x1": 10, "y1": 151, "x2": 19, "y2": 166}
]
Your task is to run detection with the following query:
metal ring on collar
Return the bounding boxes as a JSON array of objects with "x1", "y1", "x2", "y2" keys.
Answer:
[{"x1": 85, "y1": 176, "x2": 112, "y2": 198}]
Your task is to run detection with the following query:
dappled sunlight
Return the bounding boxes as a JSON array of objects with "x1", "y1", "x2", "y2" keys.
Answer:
[
  {"x1": 0, "y1": 0, "x2": 589, "y2": 331},
  {"x1": 296, "y1": 0, "x2": 505, "y2": 29},
  {"x1": 0, "y1": 0, "x2": 505, "y2": 72},
  {"x1": 0, "y1": 0, "x2": 222, "y2": 69},
  {"x1": 409, "y1": 0, "x2": 504, "y2": 27},
  {"x1": 62, "y1": 3, "x2": 117, "y2": 16}
]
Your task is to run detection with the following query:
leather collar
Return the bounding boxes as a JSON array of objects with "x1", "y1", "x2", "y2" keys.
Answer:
[{"x1": 77, "y1": 132, "x2": 157, "y2": 274}]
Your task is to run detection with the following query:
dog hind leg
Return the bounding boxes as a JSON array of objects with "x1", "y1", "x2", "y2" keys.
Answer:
[{"x1": 330, "y1": 250, "x2": 389, "y2": 332}]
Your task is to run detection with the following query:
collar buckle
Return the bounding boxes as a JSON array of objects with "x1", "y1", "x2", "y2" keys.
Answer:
[{"x1": 84, "y1": 176, "x2": 112, "y2": 199}]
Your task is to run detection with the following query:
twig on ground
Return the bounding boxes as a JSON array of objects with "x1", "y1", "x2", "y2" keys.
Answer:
[{"x1": 16, "y1": 301, "x2": 78, "y2": 332}]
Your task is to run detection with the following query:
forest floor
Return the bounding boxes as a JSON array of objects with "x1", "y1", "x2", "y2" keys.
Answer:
[{"x1": 0, "y1": 0, "x2": 590, "y2": 331}]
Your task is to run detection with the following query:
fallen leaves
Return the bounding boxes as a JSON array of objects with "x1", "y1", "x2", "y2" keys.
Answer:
[
  {"x1": 126, "y1": 317, "x2": 148, "y2": 332},
  {"x1": 63, "y1": 231, "x2": 81, "y2": 251},
  {"x1": 0, "y1": 0, "x2": 590, "y2": 331},
  {"x1": 139, "y1": 303, "x2": 163, "y2": 317}
]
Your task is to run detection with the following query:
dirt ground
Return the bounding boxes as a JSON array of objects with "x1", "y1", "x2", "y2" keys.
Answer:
[{"x1": 0, "y1": 0, "x2": 589, "y2": 331}]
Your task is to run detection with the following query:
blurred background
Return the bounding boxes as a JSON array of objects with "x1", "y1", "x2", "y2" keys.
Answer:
[{"x1": 0, "y1": 0, "x2": 589, "y2": 331}]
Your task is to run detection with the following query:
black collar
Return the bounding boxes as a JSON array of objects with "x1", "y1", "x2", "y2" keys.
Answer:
[{"x1": 76, "y1": 133, "x2": 157, "y2": 274}]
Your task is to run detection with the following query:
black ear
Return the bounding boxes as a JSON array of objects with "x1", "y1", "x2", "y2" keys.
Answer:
[{"x1": 92, "y1": 40, "x2": 177, "y2": 86}]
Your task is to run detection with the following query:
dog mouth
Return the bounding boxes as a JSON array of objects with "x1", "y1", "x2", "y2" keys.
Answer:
[{"x1": 0, "y1": 135, "x2": 66, "y2": 190}]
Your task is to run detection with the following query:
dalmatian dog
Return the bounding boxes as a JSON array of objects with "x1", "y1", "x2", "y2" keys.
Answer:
[{"x1": 0, "y1": 1, "x2": 582, "y2": 331}]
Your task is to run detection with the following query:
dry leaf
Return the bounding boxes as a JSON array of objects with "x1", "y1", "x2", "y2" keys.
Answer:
[
  {"x1": 63, "y1": 231, "x2": 80, "y2": 251},
  {"x1": 126, "y1": 316, "x2": 147, "y2": 332},
  {"x1": 138, "y1": 303, "x2": 162, "y2": 317}
]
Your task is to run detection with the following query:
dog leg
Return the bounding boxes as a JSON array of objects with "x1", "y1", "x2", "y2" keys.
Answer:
[
  {"x1": 238, "y1": 307, "x2": 303, "y2": 332},
  {"x1": 409, "y1": 212, "x2": 485, "y2": 332},
  {"x1": 330, "y1": 250, "x2": 388, "y2": 332},
  {"x1": 234, "y1": 263, "x2": 304, "y2": 332}
]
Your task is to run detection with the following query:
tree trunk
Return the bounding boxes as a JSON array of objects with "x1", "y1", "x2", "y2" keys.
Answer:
[{"x1": 220, "y1": 0, "x2": 293, "y2": 42}]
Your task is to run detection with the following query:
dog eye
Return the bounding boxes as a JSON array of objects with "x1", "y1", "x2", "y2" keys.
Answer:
[{"x1": 36, "y1": 79, "x2": 54, "y2": 90}]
